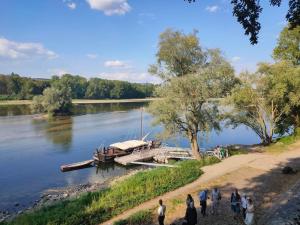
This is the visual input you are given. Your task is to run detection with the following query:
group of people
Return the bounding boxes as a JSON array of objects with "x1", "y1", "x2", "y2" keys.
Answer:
[
  {"x1": 214, "y1": 145, "x2": 229, "y2": 160},
  {"x1": 157, "y1": 188, "x2": 254, "y2": 225}
]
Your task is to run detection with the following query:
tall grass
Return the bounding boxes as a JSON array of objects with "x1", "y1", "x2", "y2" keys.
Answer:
[
  {"x1": 2, "y1": 158, "x2": 219, "y2": 225},
  {"x1": 113, "y1": 210, "x2": 153, "y2": 225}
]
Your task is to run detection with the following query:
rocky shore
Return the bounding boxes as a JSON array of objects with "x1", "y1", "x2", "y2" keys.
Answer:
[{"x1": 0, "y1": 168, "x2": 142, "y2": 223}]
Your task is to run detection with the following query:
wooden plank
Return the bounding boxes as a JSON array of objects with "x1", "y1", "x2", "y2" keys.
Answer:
[
  {"x1": 130, "y1": 162, "x2": 178, "y2": 168},
  {"x1": 114, "y1": 147, "x2": 194, "y2": 166}
]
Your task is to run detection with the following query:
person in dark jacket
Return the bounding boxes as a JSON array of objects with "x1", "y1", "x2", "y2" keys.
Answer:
[
  {"x1": 184, "y1": 205, "x2": 197, "y2": 225},
  {"x1": 231, "y1": 188, "x2": 241, "y2": 219}
]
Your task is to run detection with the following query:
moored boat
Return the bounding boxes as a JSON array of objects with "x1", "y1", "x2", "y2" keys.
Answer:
[
  {"x1": 93, "y1": 139, "x2": 161, "y2": 163},
  {"x1": 60, "y1": 159, "x2": 94, "y2": 172}
]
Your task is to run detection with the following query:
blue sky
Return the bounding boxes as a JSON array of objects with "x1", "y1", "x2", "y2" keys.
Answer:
[{"x1": 0, "y1": 0, "x2": 288, "y2": 83}]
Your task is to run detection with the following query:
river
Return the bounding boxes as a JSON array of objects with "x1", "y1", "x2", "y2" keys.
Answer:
[{"x1": 0, "y1": 102, "x2": 260, "y2": 212}]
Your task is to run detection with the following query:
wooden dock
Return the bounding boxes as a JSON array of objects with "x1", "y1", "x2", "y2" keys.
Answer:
[{"x1": 114, "y1": 147, "x2": 193, "y2": 166}]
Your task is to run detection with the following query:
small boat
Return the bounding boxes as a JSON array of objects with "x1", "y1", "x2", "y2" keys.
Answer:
[{"x1": 60, "y1": 159, "x2": 94, "y2": 172}]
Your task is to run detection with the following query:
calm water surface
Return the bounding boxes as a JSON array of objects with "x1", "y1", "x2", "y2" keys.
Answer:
[{"x1": 0, "y1": 102, "x2": 260, "y2": 212}]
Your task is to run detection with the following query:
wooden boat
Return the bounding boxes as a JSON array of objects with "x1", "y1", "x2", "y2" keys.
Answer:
[
  {"x1": 93, "y1": 140, "x2": 162, "y2": 163},
  {"x1": 60, "y1": 159, "x2": 94, "y2": 172}
]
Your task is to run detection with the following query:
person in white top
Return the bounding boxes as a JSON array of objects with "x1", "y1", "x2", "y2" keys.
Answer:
[
  {"x1": 245, "y1": 198, "x2": 254, "y2": 225},
  {"x1": 157, "y1": 199, "x2": 166, "y2": 225},
  {"x1": 211, "y1": 187, "x2": 221, "y2": 215},
  {"x1": 241, "y1": 194, "x2": 248, "y2": 219}
]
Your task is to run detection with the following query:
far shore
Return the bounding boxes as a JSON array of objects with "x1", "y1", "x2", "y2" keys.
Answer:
[{"x1": 0, "y1": 98, "x2": 160, "y2": 106}]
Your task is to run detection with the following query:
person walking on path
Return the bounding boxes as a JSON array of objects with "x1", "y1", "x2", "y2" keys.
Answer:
[
  {"x1": 241, "y1": 194, "x2": 248, "y2": 219},
  {"x1": 183, "y1": 204, "x2": 198, "y2": 225},
  {"x1": 244, "y1": 198, "x2": 254, "y2": 225},
  {"x1": 186, "y1": 194, "x2": 194, "y2": 208},
  {"x1": 211, "y1": 187, "x2": 221, "y2": 215},
  {"x1": 157, "y1": 199, "x2": 166, "y2": 225},
  {"x1": 231, "y1": 188, "x2": 241, "y2": 219},
  {"x1": 199, "y1": 189, "x2": 208, "y2": 217}
]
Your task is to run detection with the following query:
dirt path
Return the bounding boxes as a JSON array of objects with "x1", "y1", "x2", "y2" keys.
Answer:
[{"x1": 101, "y1": 147, "x2": 300, "y2": 225}]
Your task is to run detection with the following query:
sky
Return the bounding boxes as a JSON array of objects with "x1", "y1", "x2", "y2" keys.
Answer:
[{"x1": 0, "y1": 0, "x2": 289, "y2": 83}]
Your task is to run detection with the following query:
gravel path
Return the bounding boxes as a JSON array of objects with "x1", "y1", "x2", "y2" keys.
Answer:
[{"x1": 101, "y1": 146, "x2": 300, "y2": 225}]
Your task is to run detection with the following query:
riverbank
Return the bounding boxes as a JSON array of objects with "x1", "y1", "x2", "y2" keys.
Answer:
[
  {"x1": 109, "y1": 141, "x2": 300, "y2": 225},
  {"x1": 0, "y1": 169, "x2": 143, "y2": 223},
  {"x1": 0, "y1": 159, "x2": 220, "y2": 225},
  {"x1": 0, "y1": 98, "x2": 159, "y2": 106}
]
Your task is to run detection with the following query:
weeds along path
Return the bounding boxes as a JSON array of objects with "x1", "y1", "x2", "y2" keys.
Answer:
[{"x1": 101, "y1": 147, "x2": 300, "y2": 225}]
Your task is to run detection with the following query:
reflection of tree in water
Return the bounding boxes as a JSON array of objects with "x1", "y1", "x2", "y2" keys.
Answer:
[
  {"x1": 73, "y1": 102, "x2": 149, "y2": 115},
  {"x1": 94, "y1": 162, "x2": 134, "y2": 179},
  {"x1": 95, "y1": 162, "x2": 116, "y2": 176},
  {"x1": 0, "y1": 105, "x2": 32, "y2": 116},
  {"x1": 31, "y1": 116, "x2": 73, "y2": 151}
]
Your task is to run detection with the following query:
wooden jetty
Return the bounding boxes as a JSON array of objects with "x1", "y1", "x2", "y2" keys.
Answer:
[
  {"x1": 60, "y1": 159, "x2": 94, "y2": 172},
  {"x1": 130, "y1": 161, "x2": 178, "y2": 168},
  {"x1": 114, "y1": 147, "x2": 193, "y2": 166}
]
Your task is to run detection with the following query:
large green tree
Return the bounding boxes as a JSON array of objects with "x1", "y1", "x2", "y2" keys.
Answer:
[
  {"x1": 227, "y1": 61, "x2": 300, "y2": 144},
  {"x1": 273, "y1": 25, "x2": 300, "y2": 65},
  {"x1": 149, "y1": 30, "x2": 237, "y2": 158},
  {"x1": 258, "y1": 61, "x2": 300, "y2": 134},
  {"x1": 31, "y1": 86, "x2": 72, "y2": 116}
]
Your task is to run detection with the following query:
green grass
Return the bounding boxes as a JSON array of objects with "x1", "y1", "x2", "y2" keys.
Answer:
[
  {"x1": 264, "y1": 128, "x2": 300, "y2": 154},
  {"x1": 228, "y1": 148, "x2": 248, "y2": 156},
  {"x1": 1, "y1": 158, "x2": 219, "y2": 225},
  {"x1": 113, "y1": 210, "x2": 153, "y2": 225}
]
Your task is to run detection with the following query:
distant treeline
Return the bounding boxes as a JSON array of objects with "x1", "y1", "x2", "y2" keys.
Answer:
[{"x1": 0, "y1": 73, "x2": 156, "y2": 100}]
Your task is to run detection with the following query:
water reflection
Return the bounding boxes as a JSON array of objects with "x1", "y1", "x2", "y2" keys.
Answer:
[
  {"x1": 31, "y1": 117, "x2": 73, "y2": 151},
  {"x1": 73, "y1": 102, "x2": 148, "y2": 115},
  {"x1": 0, "y1": 104, "x2": 31, "y2": 116},
  {"x1": 0, "y1": 102, "x2": 147, "y2": 117}
]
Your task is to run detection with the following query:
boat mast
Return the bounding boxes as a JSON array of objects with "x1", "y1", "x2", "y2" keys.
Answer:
[{"x1": 140, "y1": 107, "x2": 143, "y2": 140}]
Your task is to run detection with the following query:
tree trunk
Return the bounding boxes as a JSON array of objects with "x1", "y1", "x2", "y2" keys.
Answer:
[{"x1": 189, "y1": 134, "x2": 202, "y2": 160}]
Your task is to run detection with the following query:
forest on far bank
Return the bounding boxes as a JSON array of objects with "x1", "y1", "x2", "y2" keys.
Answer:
[{"x1": 0, "y1": 73, "x2": 156, "y2": 100}]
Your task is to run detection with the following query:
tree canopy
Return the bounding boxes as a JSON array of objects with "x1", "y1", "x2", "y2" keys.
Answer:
[
  {"x1": 185, "y1": 0, "x2": 300, "y2": 44},
  {"x1": 31, "y1": 86, "x2": 73, "y2": 116},
  {"x1": 0, "y1": 73, "x2": 155, "y2": 100},
  {"x1": 149, "y1": 29, "x2": 206, "y2": 80},
  {"x1": 226, "y1": 61, "x2": 300, "y2": 144},
  {"x1": 273, "y1": 25, "x2": 300, "y2": 65}
]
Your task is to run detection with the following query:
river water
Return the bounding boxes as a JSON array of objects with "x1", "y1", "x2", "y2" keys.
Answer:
[{"x1": 0, "y1": 102, "x2": 260, "y2": 212}]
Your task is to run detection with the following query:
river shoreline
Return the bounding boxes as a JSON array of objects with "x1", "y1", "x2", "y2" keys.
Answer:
[
  {"x1": 0, "y1": 98, "x2": 159, "y2": 106},
  {"x1": 0, "y1": 168, "x2": 144, "y2": 223}
]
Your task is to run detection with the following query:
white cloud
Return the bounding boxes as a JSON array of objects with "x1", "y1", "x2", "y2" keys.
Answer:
[
  {"x1": 104, "y1": 60, "x2": 128, "y2": 68},
  {"x1": 86, "y1": 0, "x2": 131, "y2": 15},
  {"x1": 86, "y1": 53, "x2": 98, "y2": 59},
  {"x1": 98, "y1": 71, "x2": 161, "y2": 83},
  {"x1": 63, "y1": 0, "x2": 77, "y2": 10},
  {"x1": 0, "y1": 37, "x2": 57, "y2": 59},
  {"x1": 205, "y1": 5, "x2": 219, "y2": 13},
  {"x1": 67, "y1": 2, "x2": 76, "y2": 9},
  {"x1": 231, "y1": 56, "x2": 241, "y2": 62}
]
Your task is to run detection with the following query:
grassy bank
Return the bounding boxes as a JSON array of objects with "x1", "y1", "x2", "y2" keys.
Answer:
[
  {"x1": 0, "y1": 98, "x2": 159, "y2": 106},
  {"x1": 1, "y1": 158, "x2": 219, "y2": 225},
  {"x1": 113, "y1": 210, "x2": 153, "y2": 225},
  {"x1": 264, "y1": 129, "x2": 300, "y2": 154}
]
